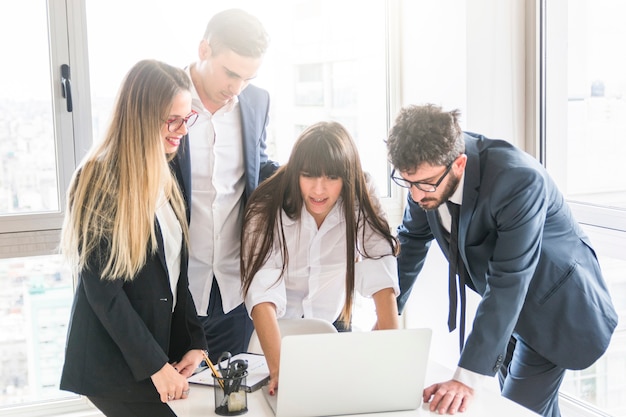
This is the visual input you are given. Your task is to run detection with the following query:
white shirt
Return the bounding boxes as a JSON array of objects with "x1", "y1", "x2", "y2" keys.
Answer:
[
  {"x1": 155, "y1": 193, "x2": 182, "y2": 310},
  {"x1": 437, "y1": 173, "x2": 465, "y2": 233},
  {"x1": 186, "y1": 67, "x2": 246, "y2": 315},
  {"x1": 244, "y1": 201, "x2": 400, "y2": 322}
]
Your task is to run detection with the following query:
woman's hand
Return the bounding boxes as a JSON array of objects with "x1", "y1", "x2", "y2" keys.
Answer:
[
  {"x1": 267, "y1": 372, "x2": 280, "y2": 396},
  {"x1": 150, "y1": 362, "x2": 190, "y2": 403},
  {"x1": 171, "y1": 349, "x2": 205, "y2": 378}
]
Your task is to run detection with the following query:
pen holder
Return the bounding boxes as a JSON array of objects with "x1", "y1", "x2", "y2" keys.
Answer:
[{"x1": 213, "y1": 371, "x2": 248, "y2": 416}]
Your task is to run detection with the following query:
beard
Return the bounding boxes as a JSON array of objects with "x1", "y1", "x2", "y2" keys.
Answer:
[{"x1": 414, "y1": 171, "x2": 461, "y2": 211}]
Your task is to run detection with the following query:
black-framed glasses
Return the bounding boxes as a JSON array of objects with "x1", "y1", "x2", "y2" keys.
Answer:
[
  {"x1": 165, "y1": 110, "x2": 198, "y2": 132},
  {"x1": 390, "y1": 161, "x2": 454, "y2": 193}
]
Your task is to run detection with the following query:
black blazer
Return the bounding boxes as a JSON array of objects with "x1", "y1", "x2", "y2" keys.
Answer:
[{"x1": 60, "y1": 223, "x2": 207, "y2": 402}]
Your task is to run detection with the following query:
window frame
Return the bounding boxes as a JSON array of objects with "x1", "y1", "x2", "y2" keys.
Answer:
[
  {"x1": 540, "y1": 0, "x2": 626, "y2": 415},
  {"x1": 0, "y1": 0, "x2": 97, "y2": 416},
  {"x1": 2, "y1": 1, "x2": 64, "y2": 238},
  {"x1": 540, "y1": 0, "x2": 626, "y2": 247}
]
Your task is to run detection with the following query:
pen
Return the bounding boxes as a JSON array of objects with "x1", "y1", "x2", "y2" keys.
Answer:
[{"x1": 202, "y1": 350, "x2": 224, "y2": 389}]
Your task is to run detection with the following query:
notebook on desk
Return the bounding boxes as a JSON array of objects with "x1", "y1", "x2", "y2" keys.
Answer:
[{"x1": 263, "y1": 328, "x2": 432, "y2": 417}]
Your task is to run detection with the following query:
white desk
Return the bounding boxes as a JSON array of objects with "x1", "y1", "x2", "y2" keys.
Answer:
[{"x1": 170, "y1": 361, "x2": 539, "y2": 416}]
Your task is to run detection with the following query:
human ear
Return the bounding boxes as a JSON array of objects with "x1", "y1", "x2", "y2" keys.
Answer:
[
  {"x1": 198, "y1": 39, "x2": 212, "y2": 60},
  {"x1": 454, "y1": 154, "x2": 468, "y2": 173}
]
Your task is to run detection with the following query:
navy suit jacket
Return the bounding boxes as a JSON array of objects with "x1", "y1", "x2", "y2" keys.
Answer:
[
  {"x1": 170, "y1": 84, "x2": 279, "y2": 221},
  {"x1": 60, "y1": 223, "x2": 207, "y2": 402},
  {"x1": 397, "y1": 132, "x2": 618, "y2": 376}
]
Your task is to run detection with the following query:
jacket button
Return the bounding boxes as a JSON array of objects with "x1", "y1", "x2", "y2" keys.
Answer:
[{"x1": 492, "y1": 354, "x2": 504, "y2": 372}]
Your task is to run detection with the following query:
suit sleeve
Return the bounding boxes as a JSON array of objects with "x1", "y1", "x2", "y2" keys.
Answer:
[
  {"x1": 459, "y1": 167, "x2": 547, "y2": 375},
  {"x1": 396, "y1": 193, "x2": 434, "y2": 313},
  {"x1": 169, "y1": 267, "x2": 208, "y2": 361}
]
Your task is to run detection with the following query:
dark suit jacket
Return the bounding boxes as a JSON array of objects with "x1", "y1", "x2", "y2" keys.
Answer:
[
  {"x1": 60, "y1": 223, "x2": 207, "y2": 402},
  {"x1": 397, "y1": 132, "x2": 618, "y2": 376},
  {"x1": 170, "y1": 84, "x2": 279, "y2": 221}
]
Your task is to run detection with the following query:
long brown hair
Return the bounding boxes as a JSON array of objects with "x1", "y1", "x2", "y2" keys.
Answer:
[
  {"x1": 61, "y1": 60, "x2": 191, "y2": 281},
  {"x1": 241, "y1": 121, "x2": 399, "y2": 323}
]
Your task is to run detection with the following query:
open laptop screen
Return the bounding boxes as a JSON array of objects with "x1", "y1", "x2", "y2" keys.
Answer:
[{"x1": 264, "y1": 328, "x2": 432, "y2": 417}]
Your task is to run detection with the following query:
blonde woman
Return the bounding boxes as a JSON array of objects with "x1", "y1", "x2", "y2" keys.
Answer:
[
  {"x1": 60, "y1": 60, "x2": 207, "y2": 417},
  {"x1": 241, "y1": 121, "x2": 400, "y2": 395}
]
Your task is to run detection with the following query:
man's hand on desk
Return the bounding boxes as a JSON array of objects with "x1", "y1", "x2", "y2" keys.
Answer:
[{"x1": 423, "y1": 379, "x2": 474, "y2": 415}]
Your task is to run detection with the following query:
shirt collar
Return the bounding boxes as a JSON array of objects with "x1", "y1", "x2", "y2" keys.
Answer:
[{"x1": 449, "y1": 171, "x2": 465, "y2": 205}]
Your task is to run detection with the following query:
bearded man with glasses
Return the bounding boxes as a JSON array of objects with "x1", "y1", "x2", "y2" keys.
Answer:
[{"x1": 386, "y1": 104, "x2": 617, "y2": 417}]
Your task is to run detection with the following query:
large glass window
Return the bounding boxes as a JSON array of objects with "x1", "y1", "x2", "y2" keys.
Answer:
[
  {"x1": 85, "y1": 0, "x2": 391, "y2": 197},
  {"x1": 0, "y1": 255, "x2": 73, "y2": 406},
  {"x1": 545, "y1": 0, "x2": 626, "y2": 210},
  {"x1": 0, "y1": 0, "x2": 82, "y2": 413},
  {"x1": 0, "y1": 3, "x2": 58, "y2": 217},
  {"x1": 544, "y1": 0, "x2": 626, "y2": 415}
]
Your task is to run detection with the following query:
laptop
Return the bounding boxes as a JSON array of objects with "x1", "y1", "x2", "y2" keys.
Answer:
[{"x1": 263, "y1": 328, "x2": 432, "y2": 417}]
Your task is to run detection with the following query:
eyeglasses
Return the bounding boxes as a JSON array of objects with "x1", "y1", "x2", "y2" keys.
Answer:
[
  {"x1": 390, "y1": 161, "x2": 454, "y2": 193},
  {"x1": 165, "y1": 111, "x2": 198, "y2": 132}
]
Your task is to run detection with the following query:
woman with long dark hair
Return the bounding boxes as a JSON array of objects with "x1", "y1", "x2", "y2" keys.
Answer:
[{"x1": 241, "y1": 121, "x2": 400, "y2": 395}]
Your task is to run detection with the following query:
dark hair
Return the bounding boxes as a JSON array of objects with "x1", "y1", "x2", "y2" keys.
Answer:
[
  {"x1": 387, "y1": 104, "x2": 465, "y2": 171},
  {"x1": 203, "y1": 8, "x2": 269, "y2": 57},
  {"x1": 241, "y1": 121, "x2": 398, "y2": 323}
]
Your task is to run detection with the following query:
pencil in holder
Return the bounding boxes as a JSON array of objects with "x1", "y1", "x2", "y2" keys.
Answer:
[{"x1": 213, "y1": 371, "x2": 248, "y2": 416}]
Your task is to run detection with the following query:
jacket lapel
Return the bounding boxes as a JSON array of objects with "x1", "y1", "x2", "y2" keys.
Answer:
[
  {"x1": 154, "y1": 219, "x2": 168, "y2": 276},
  {"x1": 459, "y1": 135, "x2": 481, "y2": 258},
  {"x1": 238, "y1": 90, "x2": 259, "y2": 199}
]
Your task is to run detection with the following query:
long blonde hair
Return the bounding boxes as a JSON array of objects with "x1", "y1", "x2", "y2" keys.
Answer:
[{"x1": 61, "y1": 59, "x2": 190, "y2": 281}]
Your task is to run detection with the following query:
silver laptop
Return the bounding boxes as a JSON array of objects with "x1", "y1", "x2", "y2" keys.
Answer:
[{"x1": 263, "y1": 328, "x2": 432, "y2": 417}]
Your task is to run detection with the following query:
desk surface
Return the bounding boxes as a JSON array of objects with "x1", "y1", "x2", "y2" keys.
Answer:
[{"x1": 170, "y1": 361, "x2": 538, "y2": 417}]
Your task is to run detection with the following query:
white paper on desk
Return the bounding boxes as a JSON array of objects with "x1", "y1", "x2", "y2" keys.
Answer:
[{"x1": 187, "y1": 352, "x2": 270, "y2": 392}]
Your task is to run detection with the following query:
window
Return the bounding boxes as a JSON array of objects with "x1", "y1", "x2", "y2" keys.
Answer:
[
  {"x1": 295, "y1": 64, "x2": 324, "y2": 106},
  {"x1": 0, "y1": 1, "x2": 76, "y2": 233},
  {"x1": 0, "y1": 1, "x2": 93, "y2": 415},
  {"x1": 0, "y1": 255, "x2": 73, "y2": 404},
  {"x1": 84, "y1": 0, "x2": 394, "y2": 198},
  {"x1": 543, "y1": 0, "x2": 626, "y2": 415},
  {"x1": 0, "y1": 5, "x2": 58, "y2": 217}
]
